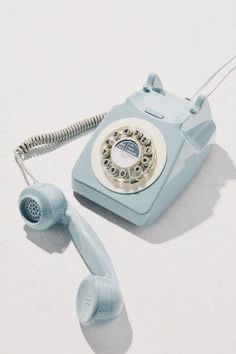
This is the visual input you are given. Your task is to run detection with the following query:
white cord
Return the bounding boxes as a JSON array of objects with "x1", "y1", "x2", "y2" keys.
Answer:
[
  {"x1": 206, "y1": 65, "x2": 236, "y2": 98},
  {"x1": 14, "y1": 152, "x2": 38, "y2": 185},
  {"x1": 15, "y1": 112, "x2": 107, "y2": 184},
  {"x1": 15, "y1": 56, "x2": 236, "y2": 184},
  {"x1": 191, "y1": 54, "x2": 236, "y2": 100}
]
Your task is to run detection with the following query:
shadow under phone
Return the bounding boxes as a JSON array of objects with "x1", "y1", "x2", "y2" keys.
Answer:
[{"x1": 74, "y1": 145, "x2": 236, "y2": 244}]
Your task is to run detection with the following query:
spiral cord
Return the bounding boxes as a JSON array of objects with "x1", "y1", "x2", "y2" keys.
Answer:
[
  {"x1": 15, "y1": 112, "x2": 106, "y2": 184},
  {"x1": 15, "y1": 113, "x2": 106, "y2": 155}
]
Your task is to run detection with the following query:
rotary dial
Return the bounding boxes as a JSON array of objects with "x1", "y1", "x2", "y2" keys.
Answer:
[{"x1": 100, "y1": 127, "x2": 156, "y2": 184}]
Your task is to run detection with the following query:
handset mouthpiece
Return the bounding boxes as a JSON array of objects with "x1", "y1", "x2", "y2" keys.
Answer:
[
  {"x1": 18, "y1": 182, "x2": 123, "y2": 325},
  {"x1": 65, "y1": 204, "x2": 123, "y2": 325}
]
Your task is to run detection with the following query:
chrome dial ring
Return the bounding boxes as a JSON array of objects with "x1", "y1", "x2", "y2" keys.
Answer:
[
  {"x1": 100, "y1": 127, "x2": 156, "y2": 185},
  {"x1": 91, "y1": 118, "x2": 167, "y2": 194}
]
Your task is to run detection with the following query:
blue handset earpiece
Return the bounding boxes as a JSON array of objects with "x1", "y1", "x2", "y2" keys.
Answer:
[
  {"x1": 19, "y1": 183, "x2": 123, "y2": 325},
  {"x1": 15, "y1": 56, "x2": 235, "y2": 326}
]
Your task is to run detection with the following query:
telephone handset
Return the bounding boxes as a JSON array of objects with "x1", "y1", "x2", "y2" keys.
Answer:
[
  {"x1": 15, "y1": 55, "x2": 235, "y2": 323},
  {"x1": 18, "y1": 183, "x2": 123, "y2": 325}
]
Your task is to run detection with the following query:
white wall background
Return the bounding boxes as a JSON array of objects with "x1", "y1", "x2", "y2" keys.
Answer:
[{"x1": 0, "y1": 1, "x2": 235, "y2": 353}]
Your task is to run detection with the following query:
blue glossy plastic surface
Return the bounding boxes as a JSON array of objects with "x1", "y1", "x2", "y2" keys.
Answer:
[
  {"x1": 19, "y1": 183, "x2": 123, "y2": 325},
  {"x1": 72, "y1": 73, "x2": 216, "y2": 226}
]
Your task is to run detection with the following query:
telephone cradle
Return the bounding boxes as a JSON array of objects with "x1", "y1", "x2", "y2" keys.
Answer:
[{"x1": 72, "y1": 73, "x2": 216, "y2": 226}]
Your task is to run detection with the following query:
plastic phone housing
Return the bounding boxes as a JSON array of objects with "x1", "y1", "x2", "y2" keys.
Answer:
[{"x1": 72, "y1": 73, "x2": 216, "y2": 226}]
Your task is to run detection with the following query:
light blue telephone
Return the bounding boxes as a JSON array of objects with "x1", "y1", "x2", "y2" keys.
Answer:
[
  {"x1": 15, "y1": 55, "x2": 235, "y2": 324},
  {"x1": 72, "y1": 73, "x2": 216, "y2": 226},
  {"x1": 72, "y1": 56, "x2": 235, "y2": 226}
]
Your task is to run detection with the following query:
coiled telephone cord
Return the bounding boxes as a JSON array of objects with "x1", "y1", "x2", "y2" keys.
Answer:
[{"x1": 15, "y1": 112, "x2": 106, "y2": 184}]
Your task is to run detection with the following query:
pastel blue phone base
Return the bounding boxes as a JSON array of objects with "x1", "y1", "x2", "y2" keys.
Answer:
[{"x1": 72, "y1": 73, "x2": 216, "y2": 226}]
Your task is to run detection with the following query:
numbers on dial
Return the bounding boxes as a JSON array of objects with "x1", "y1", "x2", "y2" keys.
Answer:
[{"x1": 100, "y1": 127, "x2": 156, "y2": 184}]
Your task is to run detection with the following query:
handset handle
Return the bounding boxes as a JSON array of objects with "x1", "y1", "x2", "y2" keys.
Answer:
[{"x1": 65, "y1": 205, "x2": 117, "y2": 281}]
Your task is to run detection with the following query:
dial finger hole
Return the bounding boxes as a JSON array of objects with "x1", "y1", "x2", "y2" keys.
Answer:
[
  {"x1": 103, "y1": 159, "x2": 111, "y2": 168},
  {"x1": 105, "y1": 139, "x2": 112, "y2": 147},
  {"x1": 144, "y1": 146, "x2": 152, "y2": 156},
  {"x1": 133, "y1": 129, "x2": 143, "y2": 139},
  {"x1": 110, "y1": 166, "x2": 118, "y2": 176},
  {"x1": 102, "y1": 148, "x2": 110, "y2": 158},
  {"x1": 124, "y1": 128, "x2": 132, "y2": 136},
  {"x1": 113, "y1": 131, "x2": 121, "y2": 140},
  {"x1": 141, "y1": 157, "x2": 150, "y2": 167},
  {"x1": 140, "y1": 136, "x2": 147, "y2": 145},
  {"x1": 119, "y1": 169, "x2": 128, "y2": 178},
  {"x1": 143, "y1": 137, "x2": 151, "y2": 146},
  {"x1": 134, "y1": 165, "x2": 143, "y2": 177}
]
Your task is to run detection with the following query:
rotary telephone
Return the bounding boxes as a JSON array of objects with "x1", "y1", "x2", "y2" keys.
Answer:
[
  {"x1": 15, "y1": 55, "x2": 235, "y2": 324},
  {"x1": 72, "y1": 74, "x2": 212, "y2": 226}
]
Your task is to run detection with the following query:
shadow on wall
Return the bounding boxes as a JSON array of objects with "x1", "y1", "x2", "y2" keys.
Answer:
[
  {"x1": 75, "y1": 144, "x2": 236, "y2": 244},
  {"x1": 81, "y1": 305, "x2": 132, "y2": 354}
]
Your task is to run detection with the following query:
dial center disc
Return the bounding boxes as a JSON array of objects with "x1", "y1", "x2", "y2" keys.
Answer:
[
  {"x1": 91, "y1": 117, "x2": 167, "y2": 194},
  {"x1": 111, "y1": 139, "x2": 140, "y2": 168}
]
